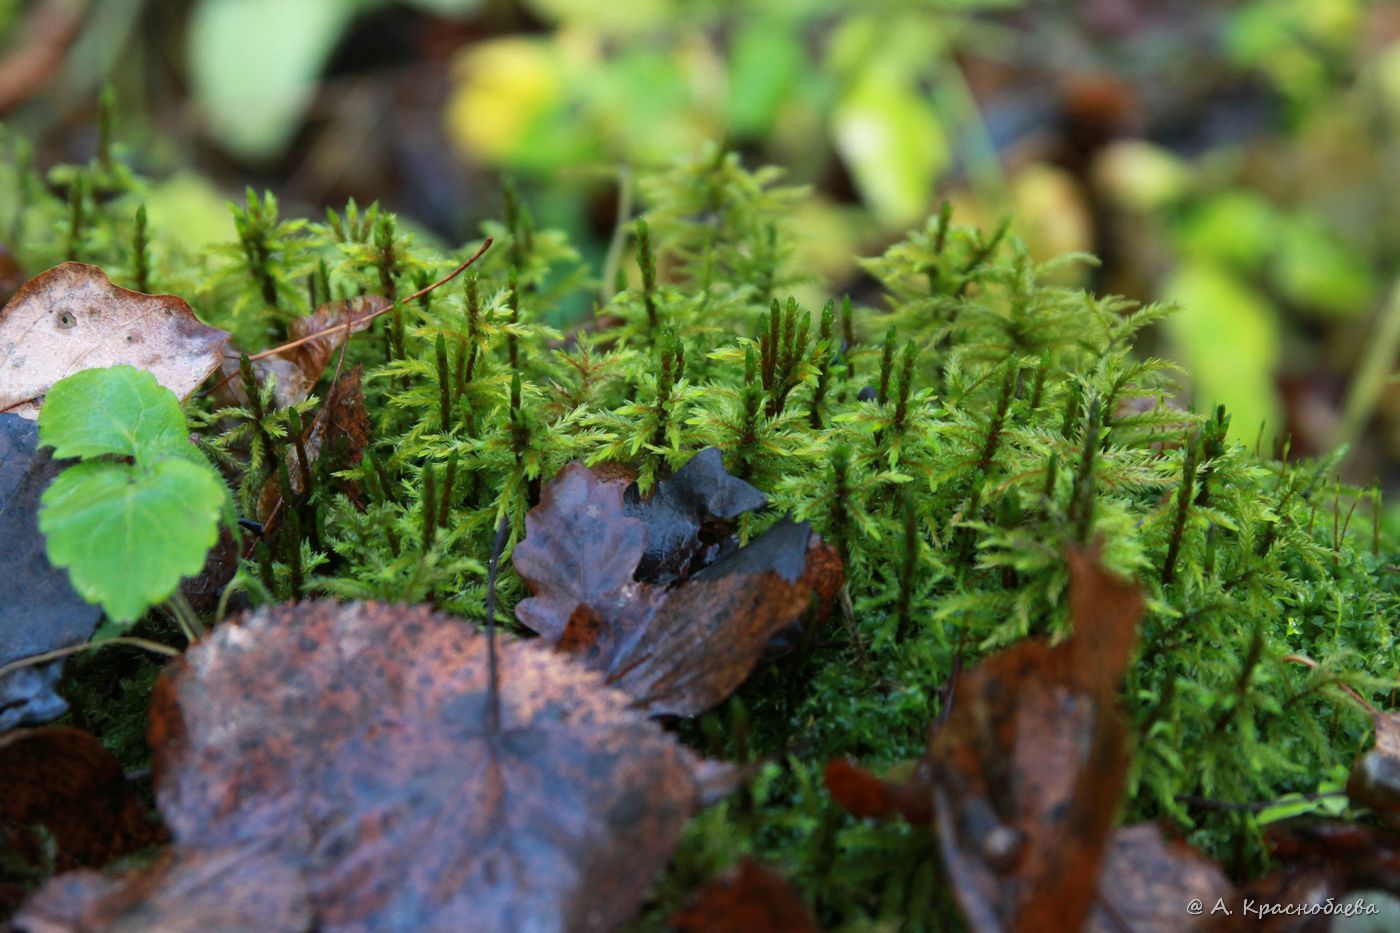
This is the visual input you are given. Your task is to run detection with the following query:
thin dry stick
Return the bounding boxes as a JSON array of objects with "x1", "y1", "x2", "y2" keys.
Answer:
[
  {"x1": 484, "y1": 516, "x2": 510, "y2": 737},
  {"x1": 1283, "y1": 653, "x2": 1380, "y2": 715},
  {"x1": 0, "y1": 636, "x2": 179, "y2": 682},
  {"x1": 205, "y1": 237, "x2": 493, "y2": 400},
  {"x1": 235, "y1": 239, "x2": 494, "y2": 549}
]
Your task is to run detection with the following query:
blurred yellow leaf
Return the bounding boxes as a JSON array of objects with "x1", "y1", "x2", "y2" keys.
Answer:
[
  {"x1": 1092, "y1": 141, "x2": 1191, "y2": 213},
  {"x1": 1010, "y1": 164, "x2": 1092, "y2": 268},
  {"x1": 446, "y1": 38, "x2": 564, "y2": 163}
]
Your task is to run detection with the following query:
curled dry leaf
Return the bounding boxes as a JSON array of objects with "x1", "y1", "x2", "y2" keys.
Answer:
[
  {"x1": 823, "y1": 756, "x2": 933, "y2": 825},
  {"x1": 825, "y1": 554, "x2": 1246, "y2": 932},
  {"x1": 254, "y1": 365, "x2": 371, "y2": 528},
  {"x1": 623, "y1": 447, "x2": 768, "y2": 584},
  {"x1": 216, "y1": 295, "x2": 387, "y2": 410},
  {"x1": 0, "y1": 413, "x2": 101, "y2": 731},
  {"x1": 670, "y1": 859, "x2": 821, "y2": 933},
  {"x1": 1347, "y1": 710, "x2": 1400, "y2": 826},
  {"x1": 1087, "y1": 824, "x2": 1234, "y2": 933},
  {"x1": 1236, "y1": 818, "x2": 1400, "y2": 932},
  {"x1": 513, "y1": 453, "x2": 843, "y2": 717},
  {"x1": 22, "y1": 601, "x2": 726, "y2": 932},
  {"x1": 930, "y1": 547, "x2": 1142, "y2": 933},
  {"x1": 0, "y1": 262, "x2": 229, "y2": 418},
  {"x1": 0, "y1": 726, "x2": 165, "y2": 917}
]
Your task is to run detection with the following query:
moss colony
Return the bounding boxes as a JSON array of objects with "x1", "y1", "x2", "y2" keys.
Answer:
[{"x1": 2, "y1": 133, "x2": 1396, "y2": 929}]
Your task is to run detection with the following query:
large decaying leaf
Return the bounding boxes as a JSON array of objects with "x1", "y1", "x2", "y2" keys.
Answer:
[
  {"x1": 36, "y1": 368, "x2": 228, "y2": 623},
  {"x1": 0, "y1": 263, "x2": 230, "y2": 418},
  {"x1": 513, "y1": 452, "x2": 842, "y2": 717},
  {"x1": 15, "y1": 844, "x2": 311, "y2": 933},
  {"x1": 0, "y1": 727, "x2": 165, "y2": 916},
  {"x1": 0, "y1": 414, "x2": 101, "y2": 731},
  {"x1": 20, "y1": 601, "x2": 726, "y2": 931}
]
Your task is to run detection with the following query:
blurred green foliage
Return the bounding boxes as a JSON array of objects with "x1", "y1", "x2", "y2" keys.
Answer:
[{"x1": 446, "y1": 0, "x2": 1004, "y2": 227}]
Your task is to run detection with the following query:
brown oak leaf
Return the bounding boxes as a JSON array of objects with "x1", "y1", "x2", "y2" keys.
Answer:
[
  {"x1": 826, "y1": 548, "x2": 1145, "y2": 933},
  {"x1": 513, "y1": 455, "x2": 843, "y2": 717},
  {"x1": 929, "y1": 547, "x2": 1143, "y2": 933}
]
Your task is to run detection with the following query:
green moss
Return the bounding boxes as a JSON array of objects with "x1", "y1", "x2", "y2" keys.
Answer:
[{"x1": 2, "y1": 130, "x2": 1395, "y2": 930}]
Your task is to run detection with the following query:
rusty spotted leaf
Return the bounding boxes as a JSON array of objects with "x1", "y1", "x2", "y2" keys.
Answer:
[
  {"x1": 216, "y1": 295, "x2": 388, "y2": 410},
  {"x1": 929, "y1": 548, "x2": 1142, "y2": 933},
  {"x1": 0, "y1": 727, "x2": 165, "y2": 916},
  {"x1": 0, "y1": 262, "x2": 229, "y2": 418},
  {"x1": 513, "y1": 458, "x2": 843, "y2": 717},
  {"x1": 670, "y1": 859, "x2": 821, "y2": 933},
  {"x1": 1086, "y1": 825, "x2": 1234, "y2": 933},
  {"x1": 254, "y1": 365, "x2": 371, "y2": 528},
  {"x1": 23, "y1": 601, "x2": 723, "y2": 931},
  {"x1": 0, "y1": 413, "x2": 101, "y2": 731}
]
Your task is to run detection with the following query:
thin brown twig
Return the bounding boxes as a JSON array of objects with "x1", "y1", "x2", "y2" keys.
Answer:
[
  {"x1": 1283, "y1": 653, "x2": 1380, "y2": 715},
  {"x1": 204, "y1": 237, "x2": 493, "y2": 400},
  {"x1": 0, "y1": 0, "x2": 86, "y2": 116}
]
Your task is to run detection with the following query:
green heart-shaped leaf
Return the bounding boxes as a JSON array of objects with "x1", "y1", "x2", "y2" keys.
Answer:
[
  {"x1": 39, "y1": 458, "x2": 226, "y2": 623},
  {"x1": 39, "y1": 366, "x2": 190, "y2": 466}
]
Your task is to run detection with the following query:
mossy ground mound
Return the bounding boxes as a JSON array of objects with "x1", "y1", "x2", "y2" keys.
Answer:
[{"x1": 3, "y1": 136, "x2": 1395, "y2": 928}]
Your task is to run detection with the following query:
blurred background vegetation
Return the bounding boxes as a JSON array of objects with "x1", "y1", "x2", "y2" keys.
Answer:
[{"x1": 3, "y1": 0, "x2": 1400, "y2": 497}]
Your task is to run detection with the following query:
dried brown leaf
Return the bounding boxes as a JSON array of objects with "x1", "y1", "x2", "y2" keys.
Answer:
[
  {"x1": 1087, "y1": 824, "x2": 1234, "y2": 933},
  {"x1": 0, "y1": 262, "x2": 229, "y2": 417},
  {"x1": 670, "y1": 859, "x2": 820, "y2": 933},
  {"x1": 1, "y1": 727, "x2": 165, "y2": 917},
  {"x1": 824, "y1": 758, "x2": 933, "y2": 824},
  {"x1": 216, "y1": 296, "x2": 387, "y2": 410}
]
